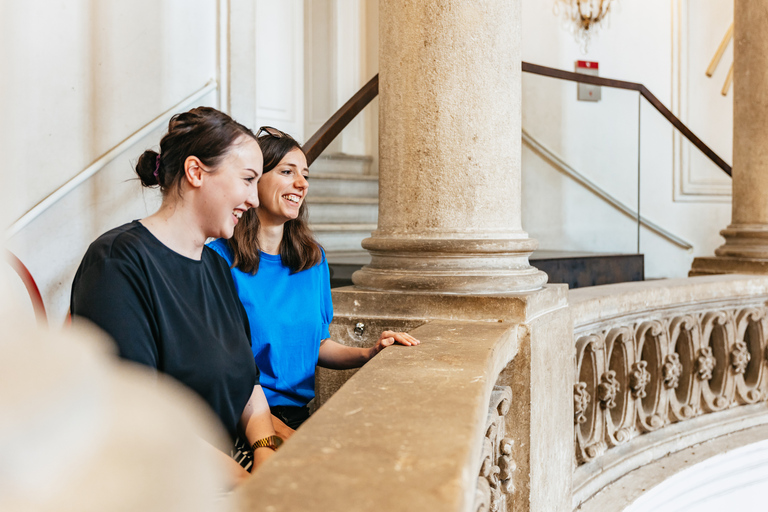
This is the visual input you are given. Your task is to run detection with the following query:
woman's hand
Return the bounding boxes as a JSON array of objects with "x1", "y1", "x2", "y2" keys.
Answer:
[
  {"x1": 318, "y1": 332, "x2": 420, "y2": 370},
  {"x1": 369, "y1": 330, "x2": 420, "y2": 358}
]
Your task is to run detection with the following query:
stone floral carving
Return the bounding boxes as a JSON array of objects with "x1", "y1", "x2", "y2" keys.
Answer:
[
  {"x1": 574, "y1": 305, "x2": 768, "y2": 469},
  {"x1": 614, "y1": 427, "x2": 633, "y2": 444},
  {"x1": 584, "y1": 441, "x2": 606, "y2": 460},
  {"x1": 475, "y1": 386, "x2": 515, "y2": 512},
  {"x1": 663, "y1": 353, "x2": 683, "y2": 389},
  {"x1": 697, "y1": 347, "x2": 717, "y2": 381},
  {"x1": 574, "y1": 382, "x2": 590, "y2": 424},
  {"x1": 598, "y1": 370, "x2": 620, "y2": 409},
  {"x1": 474, "y1": 477, "x2": 490, "y2": 512},
  {"x1": 497, "y1": 437, "x2": 516, "y2": 493},
  {"x1": 629, "y1": 361, "x2": 651, "y2": 398},
  {"x1": 730, "y1": 340, "x2": 751, "y2": 374}
]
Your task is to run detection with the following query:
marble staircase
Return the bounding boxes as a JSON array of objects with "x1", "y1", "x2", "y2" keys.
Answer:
[{"x1": 308, "y1": 154, "x2": 378, "y2": 254}]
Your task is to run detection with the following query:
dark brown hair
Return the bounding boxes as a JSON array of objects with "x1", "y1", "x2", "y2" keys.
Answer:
[
  {"x1": 227, "y1": 130, "x2": 322, "y2": 274},
  {"x1": 135, "y1": 106, "x2": 257, "y2": 194}
]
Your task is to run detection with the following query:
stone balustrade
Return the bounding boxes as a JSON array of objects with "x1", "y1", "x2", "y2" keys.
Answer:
[
  {"x1": 570, "y1": 274, "x2": 768, "y2": 509},
  {"x1": 235, "y1": 319, "x2": 526, "y2": 512},
  {"x1": 232, "y1": 275, "x2": 768, "y2": 512}
]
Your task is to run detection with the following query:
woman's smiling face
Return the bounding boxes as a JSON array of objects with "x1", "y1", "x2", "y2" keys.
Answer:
[
  {"x1": 256, "y1": 148, "x2": 309, "y2": 226},
  {"x1": 199, "y1": 136, "x2": 263, "y2": 240}
]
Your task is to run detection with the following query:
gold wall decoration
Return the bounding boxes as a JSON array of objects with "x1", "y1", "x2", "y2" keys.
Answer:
[{"x1": 706, "y1": 22, "x2": 734, "y2": 96}]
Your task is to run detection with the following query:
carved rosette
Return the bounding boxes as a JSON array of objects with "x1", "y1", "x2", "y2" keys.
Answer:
[
  {"x1": 573, "y1": 304, "x2": 768, "y2": 468},
  {"x1": 697, "y1": 347, "x2": 716, "y2": 381},
  {"x1": 574, "y1": 382, "x2": 590, "y2": 424},
  {"x1": 730, "y1": 340, "x2": 751, "y2": 374},
  {"x1": 629, "y1": 361, "x2": 651, "y2": 399},
  {"x1": 474, "y1": 386, "x2": 515, "y2": 512},
  {"x1": 598, "y1": 371, "x2": 620, "y2": 409},
  {"x1": 663, "y1": 353, "x2": 683, "y2": 389}
]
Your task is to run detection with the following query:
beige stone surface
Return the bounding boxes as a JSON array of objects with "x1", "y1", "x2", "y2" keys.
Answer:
[
  {"x1": 353, "y1": 0, "x2": 547, "y2": 293},
  {"x1": 731, "y1": 1, "x2": 768, "y2": 227},
  {"x1": 570, "y1": 273, "x2": 768, "y2": 326},
  {"x1": 498, "y1": 306, "x2": 573, "y2": 512},
  {"x1": 236, "y1": 320, "x2": 520, "y2": 512},
  {"x1": 331, "y1": 283, "x2": 568, "y2": 324},
  {"x1": 238, "y1": 285, "x2": 572, "y2": 512}
]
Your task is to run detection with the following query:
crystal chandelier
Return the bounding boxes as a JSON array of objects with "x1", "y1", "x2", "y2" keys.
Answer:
[{"x1": 554, "y1": 0, "x2": 617, "y2": 53}]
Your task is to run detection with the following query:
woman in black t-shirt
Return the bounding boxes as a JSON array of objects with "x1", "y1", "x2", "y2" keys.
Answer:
[{"x1": 71, "y1": 107, "x2": 284, "y2": 486}]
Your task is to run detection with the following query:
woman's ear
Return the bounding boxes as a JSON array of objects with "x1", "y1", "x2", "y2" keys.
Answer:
[{"x1": 184, "y1": 156, "x2": 205, "y2": 188}]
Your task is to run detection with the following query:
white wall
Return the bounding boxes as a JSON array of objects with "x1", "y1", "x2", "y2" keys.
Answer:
[
  {"x1": 1, "y1": 0, "x2": 222, "y2": 323},
  {"x1": 521, "y1": 0, "x2": 733, "y2": 278},
  {"x1": 1, "y1": 0, "x2": 739, "y2": 323}
]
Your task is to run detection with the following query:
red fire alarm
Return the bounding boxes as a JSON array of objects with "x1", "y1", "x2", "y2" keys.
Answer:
[{"x1": 576, "y1": 61, "x2": 601, "y2": 102}]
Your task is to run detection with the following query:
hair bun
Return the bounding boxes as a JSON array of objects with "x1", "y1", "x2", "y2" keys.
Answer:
[{"x1": 136, "y1": 150, "x2": 160, "y2": 187}]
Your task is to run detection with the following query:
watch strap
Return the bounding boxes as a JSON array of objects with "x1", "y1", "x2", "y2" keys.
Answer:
[{"x1": 251, "y1": 435, "x2": 283, "y2": 452}]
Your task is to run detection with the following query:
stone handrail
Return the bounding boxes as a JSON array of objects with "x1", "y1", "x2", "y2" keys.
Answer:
[
  {"x1": 234, "y1": 319, "x2": 523, "y2": 511},
  {"x1": 570, "y1": 275, "x2": 768, "y2": 509}
]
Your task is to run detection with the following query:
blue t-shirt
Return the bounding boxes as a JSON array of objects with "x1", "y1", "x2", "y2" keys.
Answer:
[{"x1": 208, "y1": 239, "x2": 333, "y2": 407}]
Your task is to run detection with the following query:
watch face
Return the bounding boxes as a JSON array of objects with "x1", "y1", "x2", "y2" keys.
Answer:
[{"x1": 273, "y1": 435, "x2": 284, "y2": 448}]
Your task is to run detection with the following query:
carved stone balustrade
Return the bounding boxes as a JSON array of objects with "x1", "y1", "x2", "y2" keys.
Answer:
[
  {"x1": 570, "y1": 274, "x2": 768, "y2": 509},
  {"x1": 235, "y1": 320, "x2": 539, "y2": 512}
]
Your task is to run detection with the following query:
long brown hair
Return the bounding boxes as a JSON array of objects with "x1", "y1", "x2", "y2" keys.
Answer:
[{"x1": 227, "y1": 129, "x2": 322, "y2": 274}]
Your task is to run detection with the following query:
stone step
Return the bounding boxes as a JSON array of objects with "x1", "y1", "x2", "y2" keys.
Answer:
[
  {"x1": 309, "y1": 153, "x2": 373, "y2": 175},
  {"x1": 324, "y1": 250, "x2": 645, "y2": 289},
  {"x1": 306, "y1": 197, "x2": 378, "y2": 224},
  {"x1": 308, "y1": 173, "x2": 378, "y2": 198},
  {"x1": 312, "y1": 224, "x2": 376, "y2": 252}
]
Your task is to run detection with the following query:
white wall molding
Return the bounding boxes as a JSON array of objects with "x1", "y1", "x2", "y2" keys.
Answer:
[
  {"x1": 335, "y1": 0, "x2": 365, "y2": 155},
  {"x1": 671, "y1": 0, "x2": 732, "y2": 203},
  {"x1": 304, "y1": 0, "x2": 368, "y2": 153},
  {"x1": 7, "y1": 80, "x2": 218, "y2": 239},
  {"x1": 217, "y1": 0, "x2": 230, "y2": 113},
  {"x1": 255, "y1": 0, "x2": 304, "y2": 140}
]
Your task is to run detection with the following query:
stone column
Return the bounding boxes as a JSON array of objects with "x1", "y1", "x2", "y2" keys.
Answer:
[
  {"x1": 326, "y1": 3, "x2": 571, "y2": 510},
  {"x1": 691, "y1": 0, "x2": 768, "y2": 276},
  {"x1": 351, "y1": 0, "x2": 547, "y2": 293}
]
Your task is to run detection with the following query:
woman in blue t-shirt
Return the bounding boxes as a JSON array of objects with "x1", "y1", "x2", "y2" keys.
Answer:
[{"x1": 209, "y1": 126, "x2": 419, "y2": 429}]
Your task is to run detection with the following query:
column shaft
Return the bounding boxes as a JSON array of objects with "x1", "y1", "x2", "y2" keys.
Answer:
[
  {"x1": 691, "y1": 0, "x2": 768, "y2": 274},
  {"x1": 353, "y1": 0, "x2": 547, "y2": 293}
]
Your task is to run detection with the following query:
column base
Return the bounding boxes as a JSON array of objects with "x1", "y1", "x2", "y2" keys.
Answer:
[
  {"x1": 351, "y1": 235, "x2": 549, "y2": 294},
  {"x1": 690, "y1": 255, "x2": 768, "y2": 276},
  {"x1": 691, "y1": 224, "x2": 768, "y2": 276}
]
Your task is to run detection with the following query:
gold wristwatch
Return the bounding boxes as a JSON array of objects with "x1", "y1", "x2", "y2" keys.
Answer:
[{"x1": 251, "y1": 435, "x2": 283, "y2": 452}]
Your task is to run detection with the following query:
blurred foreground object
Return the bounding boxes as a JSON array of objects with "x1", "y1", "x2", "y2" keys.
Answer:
[{"x1": 0, "y1": 322, "x2": 233, "y2": 512}]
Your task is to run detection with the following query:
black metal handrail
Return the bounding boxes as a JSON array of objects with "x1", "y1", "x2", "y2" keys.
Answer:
[{"x1": 303, "y1": 62, "x2": 732, "y2": 177}]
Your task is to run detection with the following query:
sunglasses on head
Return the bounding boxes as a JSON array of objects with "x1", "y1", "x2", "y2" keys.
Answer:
[{"x1": 257, "y1": 126, "x2": 287, "y2": 138}]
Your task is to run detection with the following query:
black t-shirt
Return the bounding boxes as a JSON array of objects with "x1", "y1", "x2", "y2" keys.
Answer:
[{"x1": 70, "y1": 221, "x2": 259, "y2": 441}]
